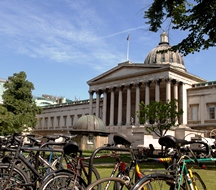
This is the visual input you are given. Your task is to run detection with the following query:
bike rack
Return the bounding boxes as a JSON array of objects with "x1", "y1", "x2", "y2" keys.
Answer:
[{"x1": 88, "y1": 146, "x2": 131, "y2": 185}]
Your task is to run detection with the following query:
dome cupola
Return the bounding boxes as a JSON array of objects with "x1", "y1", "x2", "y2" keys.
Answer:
[{"x1": 144, "y1": 32, "x2": 186, "y2": 71}]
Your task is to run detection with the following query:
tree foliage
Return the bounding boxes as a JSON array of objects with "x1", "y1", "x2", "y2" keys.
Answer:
[
  {"x1": 0, "y1": 71, "x2": 42, "y2": 135},
  {"x1": 137, "y1": 99, "x2": 183, "y2": 137},
  {"x1": 144, "y1": 0, "x2": 216, "y2": 56}
]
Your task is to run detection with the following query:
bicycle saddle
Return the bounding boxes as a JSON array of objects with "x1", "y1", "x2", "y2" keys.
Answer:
[
  {"x1": 159, "y1": 135, "x2": 188, "y2": 148},
  {"x1": 63, "y1": 141, "x2": 80, "y2": 155},
  {"x1": 113, "y1": 133, "x2": 139, "y2": 147}
]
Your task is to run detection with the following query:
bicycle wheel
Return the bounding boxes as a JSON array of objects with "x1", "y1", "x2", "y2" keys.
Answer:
[
  {"x1": 39, "y1": 170, "x2": 86, "y2": 190},
  {"x1": 82, "y1": 162, "x2": 100, "y2": 184},
  {"x1": 0, "y1": 163, "x2": 30, "y2": 190},
  {"x1": 185, "y1": 172, "x2": 207, "y2": 190},
  {"x1": 86, "y1": 177, "x2": 130, "y2": 190},
  {"x1": 132, "y1": 173, "x2": 185, "y2": 190}
]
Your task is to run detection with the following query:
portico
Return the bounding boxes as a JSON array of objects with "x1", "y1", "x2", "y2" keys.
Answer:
[
  {"x1": 88, "y1": 65, "x2": 204, "y2": 131},
  {"x1": 87, "y1": 32, "x2": 206, "y2": 134}
]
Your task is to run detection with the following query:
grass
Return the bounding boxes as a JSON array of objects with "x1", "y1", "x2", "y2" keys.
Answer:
[
  {"x1": 91, "y1": 162, "x2": 216, "y2": 189},
  {"x1": 192, "y1": 168, "x2": 216, "y2": 189}
]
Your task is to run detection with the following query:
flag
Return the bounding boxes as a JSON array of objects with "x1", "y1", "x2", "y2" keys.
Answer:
[{"x1": 127, "y1": 35, "x2": 130, "y2": 41}]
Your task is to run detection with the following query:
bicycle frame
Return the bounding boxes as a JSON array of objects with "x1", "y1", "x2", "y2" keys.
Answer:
[{"x1": 177, "y1": 156, "x2": 216, "y2": 190}]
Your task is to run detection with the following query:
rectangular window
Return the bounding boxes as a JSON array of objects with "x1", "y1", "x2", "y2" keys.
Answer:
[
  {"x1": 50, "y1": 117, "x2": 54, "y2": 127},
  {"x1": 191, "y1": 105, "x2": 198, "y2": 120},
  {"x1": 45, "y1": 117, "x2": 48, "y2": 127},
  {"x1": 161, "y1": 55, "x2": 165, "y2": 62},
  {"x1": 209, "y1": 106, "x2": 215, "y2": 119},
  {"x1": 39, "y1": 118, "x2": 42, "y2": 129},
  {"x1": 63, "y1": 116, "x2": 67, "y2": 126},
  {"x1": 70, "y1": 115, "x2": 74, "y2": 126},
  {"x1": 87, "y1": 135, "x2": 94, "y2": 145},
  {"x1": 57, "y1": 116, "x2": 61, "y2": 127}
]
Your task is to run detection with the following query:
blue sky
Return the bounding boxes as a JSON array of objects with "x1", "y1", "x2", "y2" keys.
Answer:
[{"x1": 0, "y1": 0, "x2": 215, "y2": 100}]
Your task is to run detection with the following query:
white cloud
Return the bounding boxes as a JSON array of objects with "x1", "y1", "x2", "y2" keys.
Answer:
[{"x1": 0, "y1": 0, "x2": 149, "y2": 72}]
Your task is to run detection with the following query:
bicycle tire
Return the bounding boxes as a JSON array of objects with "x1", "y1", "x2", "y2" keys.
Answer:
[
  {"x1": 82, "y1": 162, "x2": 100, "y2": 184},
  {"x1": 0, "y1": 163, "x2": 30, "y2": 190},
  {"x1": 86, "y1": 177, "x2": 131, "y2": 190},
  {"x1": 39, "y1": 170, "x2": 86, "y2": 190},
  {"x1": 185, "y1": 172, "x2": 207, "y2": 190},
  {"x1": 132, "y1": 173, "x2": 186, "y2": 190}
]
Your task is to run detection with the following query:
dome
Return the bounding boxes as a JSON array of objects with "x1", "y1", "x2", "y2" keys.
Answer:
[
  {"x1": 73, "y1": 115, "x2": 106, "y2": 132},
  {"x1": 144, "y1": 32, "x2": 186, "y2": 71}
]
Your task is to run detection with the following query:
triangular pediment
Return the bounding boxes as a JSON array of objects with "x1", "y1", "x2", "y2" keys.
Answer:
[{"x1": 87, "y1": 63, "x2": 164, "y2": 85}]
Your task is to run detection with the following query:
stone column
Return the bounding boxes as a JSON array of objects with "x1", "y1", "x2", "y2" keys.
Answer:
[
  {"x1": 154, "y1": 79, "x2": 161, "y2": 102},
  {"x1": 173, "y1": 80, "x2": 179, "y2": 124},
  {"x1": 180, "y1": 82, "x2": 187, "y2": 124},
  {"x1": 165, "y1": 78, "x2": 171, "y2": 102},
  {"x1": 89, "y1": 90, "x2": 94, "y2": 115},
  {"x1": 102, "y1": 89, "x2": 107, "y2": 125},
  {"x1": 135, "y1": 82, "x2": 140, "y2": 125},
  {"x1": 96, "y1": 90, "x2": 100, "y2": 118},
  {"x1": 117, "y1": 86, "x2": 123, "y2": 126},
  {"x1": 173, "y1": 80, "x2": 178, "y2": 101},
  {"x1": 200, "y1": 95, "x2": 205, "y2": 124},
  {"x1": 145, "y1": 81, "x2": 151, "y2": 105},
  {"x1": 109, "y1": 87, "x2": 115, "y2": 126},
  {"x1": 126, "y1": 84, "x2": 132, "y2": 125}
]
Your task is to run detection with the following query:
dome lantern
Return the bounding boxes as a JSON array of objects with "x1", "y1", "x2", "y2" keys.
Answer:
[{"x1": 159, "y1": 31, "x2": 169, "y2": 45}]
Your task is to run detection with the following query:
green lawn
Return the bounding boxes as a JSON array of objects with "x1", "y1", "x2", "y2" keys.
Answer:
[
  {"x1": 83, "y1": 151, "x2": 216, "y2": 189},
  {"x1": 92, "y1": 163, "x2": 216, "y2": 189}
]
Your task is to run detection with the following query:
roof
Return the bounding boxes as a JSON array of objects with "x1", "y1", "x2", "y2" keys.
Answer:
[{"x1": 71, "y1": 115, "x2": 109, "y2": 136}]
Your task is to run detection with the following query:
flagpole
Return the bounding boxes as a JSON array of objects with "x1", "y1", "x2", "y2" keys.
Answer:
[{"x1": 126, "y1": 34, "x2": 130, "y2": 61}]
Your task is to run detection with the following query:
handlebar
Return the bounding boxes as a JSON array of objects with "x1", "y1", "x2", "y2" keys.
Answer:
[{"x1": 185, "y1": 140, "x2": 211, "y2": 158}]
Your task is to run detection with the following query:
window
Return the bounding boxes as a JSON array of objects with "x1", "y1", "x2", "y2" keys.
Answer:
[
  {"x1": 70, "y1": 115, "x2": 74, "y2": 126},
  {"x1": 45, "y1": 117, "x2": 48, "y2": 127},
  {"x1": 170, "y1": 53, "x2": 173, "y2": 62},
  {"x1": 39, "y1": 118, "x2": 42, "y2": 129},
  {"x1": 162, "y1": 54, "x2": 165, "y2": 62},
  {"x1": 190, "y1": 105, "x2": 198, "y2": 120},
  {"x1": 63, "y1": 116, "x2": 67, "y2": 126},
  {"x1": 209, "y1": 106, "x2": 215, "y2": 119},
  {"x1": 87, "y1": 135, "x2": 94, "y2": 145},
  {"x1": 57, "y1": 116, "x2": 61, "y2": 127},
  {"x1": 50, "y1": 117, "x2": 54, "y2": 127}
]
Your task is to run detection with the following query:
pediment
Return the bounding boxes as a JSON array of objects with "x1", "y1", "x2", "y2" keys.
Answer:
[{"x1": 87, "y1": 63, "x2": 163, "y2": 85}]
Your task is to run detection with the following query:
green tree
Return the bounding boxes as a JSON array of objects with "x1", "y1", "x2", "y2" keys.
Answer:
[
  {"x1": 137, "y1": 99, "x2": 183, "y2": 137},
  {"x1": 144, "y1": 0, "x2": 216, "y2": 56},
  {"x1": 0, "y1": 105, "x2": 15, "y2": 135},
  {"x1": 1, "y1": 71, "x2": 42, "y2": 134}
]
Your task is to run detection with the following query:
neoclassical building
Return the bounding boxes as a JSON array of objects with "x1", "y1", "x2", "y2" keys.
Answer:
[
  {"x1": 34, "y1": 32, "x2": 216, "y2": 147},
  {"x1": 87, "y1": 32, "x2": 206, "y2": 132}
]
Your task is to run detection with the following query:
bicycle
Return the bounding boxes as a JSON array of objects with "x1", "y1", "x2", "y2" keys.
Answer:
[
  {"x1": 15, "y1": 133, "x2": 101, "y2": 185},
  {"x1": 1, "y1": 134, "x2": 77, "y2": 179},
  {"x1": 86, "y1": 133, "x2": 159, "y2": 190},
  {"x1": 131, "y1": 135, "x2": 215, "y2": 190},
  {"x1": 0, "y1": 133, "x2": 87, "y2": 190}
]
